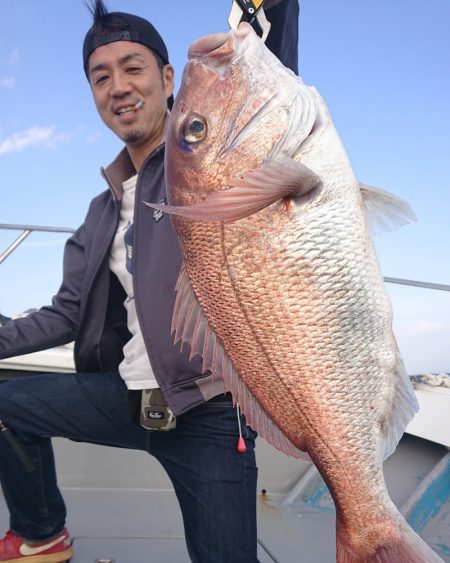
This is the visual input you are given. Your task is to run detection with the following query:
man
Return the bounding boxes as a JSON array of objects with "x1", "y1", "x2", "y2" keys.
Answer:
[{"x1": 0, "y1": 1, "x2": 299, "y2": 561}]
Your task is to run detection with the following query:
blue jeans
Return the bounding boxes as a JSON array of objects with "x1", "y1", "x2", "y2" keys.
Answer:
[{"x1": 0, "y1": 372, "x2": 258, "y2": 563}]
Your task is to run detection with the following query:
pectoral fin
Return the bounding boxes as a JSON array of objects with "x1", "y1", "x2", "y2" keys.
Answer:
[{"x1": 144, "y1": 157, "x2": 320, "y2": 222}]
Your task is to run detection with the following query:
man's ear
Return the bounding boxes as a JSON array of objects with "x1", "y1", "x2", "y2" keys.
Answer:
[{"x1": 162, "y1": 64, "x2": 175, "y2": 98}]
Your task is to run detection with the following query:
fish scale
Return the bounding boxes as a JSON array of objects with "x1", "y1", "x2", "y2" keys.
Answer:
[
  {"x1": 145, "y1": 21, "x2": 443, "y2": 563},
  {"x1": 190, "y1": 204, "x2": 386, "y2": 457}
]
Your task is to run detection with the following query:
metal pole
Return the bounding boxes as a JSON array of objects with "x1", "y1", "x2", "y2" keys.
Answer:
[
  {"x1": 384, "y1": 276, "x2": 450, "y2": 293},
  {"x1": 0, "y1": 224, "x2": 75, "y2": 265},
  {"x1": 0, "y1": 223, "x2": 74, "y2": 234},
  {"x1": 0, "y1": 230, "x2": 32, "y2": 265}
]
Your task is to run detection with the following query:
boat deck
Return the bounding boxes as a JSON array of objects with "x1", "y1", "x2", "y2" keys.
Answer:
[{"x1": 0, "y1": 432, "x2": 448, "y2": 562}]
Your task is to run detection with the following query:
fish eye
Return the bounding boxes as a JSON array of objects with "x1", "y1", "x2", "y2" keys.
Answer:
[{"x1": 182, "y1": 114, "x2": 208, "y2": 144}]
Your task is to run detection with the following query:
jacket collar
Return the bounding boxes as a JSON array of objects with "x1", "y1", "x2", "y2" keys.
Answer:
[
  {"x1": 100, "y1": 143, "x2": 166, "y2": 201},
  {"x1": 100, "y1": 147, "x2": 136, "y2": 201}
]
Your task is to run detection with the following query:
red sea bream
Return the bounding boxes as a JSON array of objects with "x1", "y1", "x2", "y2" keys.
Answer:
[{"x1": 147, "y1": 23, "x2": 443, "y2": 562}]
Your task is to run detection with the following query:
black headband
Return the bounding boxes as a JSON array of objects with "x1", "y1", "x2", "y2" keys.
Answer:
[{"x1": 83, "y1": 12, "x2": 169, "y2": 76}]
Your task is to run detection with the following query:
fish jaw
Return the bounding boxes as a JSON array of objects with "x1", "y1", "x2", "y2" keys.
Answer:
[
  {"x1": 188, "y1": 23, "x2": 253, "y2": 72},
  {"x1": 165, "y1": 24, "x2": 317, "y2": 209},
  {"x1": 165, "y1": 23, "x2": 259, "y2": 208}
]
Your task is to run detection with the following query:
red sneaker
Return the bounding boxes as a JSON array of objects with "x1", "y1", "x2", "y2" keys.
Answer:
[{"x1": 0, "y1": 528, "x2": 73, "y2": 562}]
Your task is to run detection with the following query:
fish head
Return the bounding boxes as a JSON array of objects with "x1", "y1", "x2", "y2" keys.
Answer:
[{"x1": 165, "y1": 23, "x2": 317, "y2": 207}]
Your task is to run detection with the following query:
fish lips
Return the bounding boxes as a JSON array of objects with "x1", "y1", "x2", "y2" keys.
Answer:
[{"x1": 187, "y1": 22, "x2": 253, "y2": 71}]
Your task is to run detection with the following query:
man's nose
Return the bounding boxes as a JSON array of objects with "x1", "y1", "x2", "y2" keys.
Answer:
[{"x1": 110, "y1": 71, "x2": 131, "y2": 97}]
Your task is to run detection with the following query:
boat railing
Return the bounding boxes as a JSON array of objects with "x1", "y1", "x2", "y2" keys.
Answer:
[
  {"x1": 1, "y1": 223, "x2": 449, "y2": 291},
  {"x1": 0, "y1": 223, "x2": 450, "y2": 291},
  {"x1": 0, "y1": 223, "x2": 75, "y2": 265},
  {"x1": 383, "y1": 276, "x2": 450, "y2": 292}
]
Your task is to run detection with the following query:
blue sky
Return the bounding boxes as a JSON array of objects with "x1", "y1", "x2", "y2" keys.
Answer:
[{"x1": 0, "y1": 1, "x2": 449, "y2": 373}]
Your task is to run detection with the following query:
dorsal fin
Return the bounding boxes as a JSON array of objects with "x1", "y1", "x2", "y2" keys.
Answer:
[{"x1": 360, "y1": 184, "x2": 417, "y2": 234}]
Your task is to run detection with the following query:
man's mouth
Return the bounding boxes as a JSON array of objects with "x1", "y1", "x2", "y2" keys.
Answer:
[
  {"x1": 116, "y1": 100, "x2": 145, "y2": 115},
  {"x1": 117, "y1": 106, "x2": 136, "y2": 115}
]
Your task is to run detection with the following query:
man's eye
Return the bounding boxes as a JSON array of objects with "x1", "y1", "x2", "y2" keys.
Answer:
[
  {"x1": 126, "y1": 67, "x2": 142, "y2": 73},
  {"x1": 94, "y1": 75, "x2": 108, "y2": 86}
]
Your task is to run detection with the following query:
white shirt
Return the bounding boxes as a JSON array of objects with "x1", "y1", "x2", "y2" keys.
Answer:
[{"x1": 109, "y1": 174, "x2": 158, "y2": 390}]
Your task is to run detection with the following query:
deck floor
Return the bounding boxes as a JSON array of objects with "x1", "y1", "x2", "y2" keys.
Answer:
[
  {"x1": 0, "y1": 434, "x2": 448, "y2": 562},
  {"x1": 0, "y1": 488, "x2": 278, "y2": 562},
  {"x1": 2, "y1": 484, "x2": 447, "y2": 562}
]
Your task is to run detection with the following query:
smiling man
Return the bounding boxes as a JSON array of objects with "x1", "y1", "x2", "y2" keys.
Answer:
[
  {"x1": 87, "y1": 39, "x2": 174, "y2": 169},
  {"x1": 0, "y1": 1, "x2": 299, "y2": 562}
]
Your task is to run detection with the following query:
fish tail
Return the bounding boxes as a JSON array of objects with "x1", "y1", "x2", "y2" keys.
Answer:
[{"x1": 336, "y1": 513, "x2": 444, "y2": 562}]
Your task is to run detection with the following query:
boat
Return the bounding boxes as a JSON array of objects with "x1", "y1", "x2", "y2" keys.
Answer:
[{"x1": 0, "y1": 224, "x2": 449, "y2": 562}]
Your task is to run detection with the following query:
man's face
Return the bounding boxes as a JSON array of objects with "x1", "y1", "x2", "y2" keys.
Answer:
[{"x1": 88, "y1": 41, "x2": 174, "y2": 151}]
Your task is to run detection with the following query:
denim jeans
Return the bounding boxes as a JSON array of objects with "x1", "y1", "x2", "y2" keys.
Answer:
[{"x1": 0, "y1": 372, "x2": 258, "y2": 563}]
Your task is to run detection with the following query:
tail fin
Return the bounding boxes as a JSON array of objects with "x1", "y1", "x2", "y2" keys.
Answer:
[{"x1": 336, "y1": 512, "x2": 444, "y2": 562}]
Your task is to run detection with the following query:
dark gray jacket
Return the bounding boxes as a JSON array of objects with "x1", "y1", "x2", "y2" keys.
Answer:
[{"x1": 0, "y1": 146, "x2": 224, "y2": 415}]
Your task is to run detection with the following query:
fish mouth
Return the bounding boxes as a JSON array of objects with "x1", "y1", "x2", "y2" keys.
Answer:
[{"x1": 188, "y1": 22, "x2": 253, "y2": 64}]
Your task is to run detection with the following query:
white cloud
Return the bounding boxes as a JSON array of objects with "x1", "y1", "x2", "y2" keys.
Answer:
[
  {"x1": 0, "y1": 126, "x2": 57, "y2": 156},
  {"x1": 0, "y1": 76, "x2": 15, "y2": 89},
  {"x1": 7, "y1": 49, "x2": 20, "y2": 67},
  {"x1": 405, "y1": 319, "x2": 449, "y2": 336}
]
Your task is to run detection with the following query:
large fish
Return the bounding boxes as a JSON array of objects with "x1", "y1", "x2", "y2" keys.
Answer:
[{"x1": 147, "y1": 23, "x2": 443, "y2": 562}]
